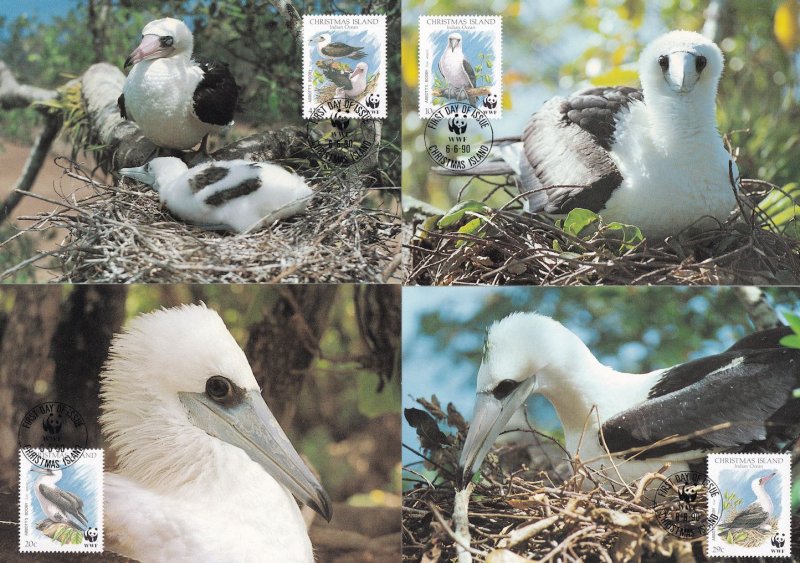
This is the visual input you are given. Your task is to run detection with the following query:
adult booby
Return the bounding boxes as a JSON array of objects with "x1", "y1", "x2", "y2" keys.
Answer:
[
  {"x1": 119, "y1": 18, "x2": 238, "y2": 152},
  {"x1": 459, "y1": 313, "x2": 800, "y2": 487},
  {"x1": 469, "y1": 30, "x2": 738, "y2": 240},
  {"x1": 311, "y1": 33, "x2": 367, "y2": 60},
  {"x1": 438, "y1": 33, "x2": 477, "y2": 105},
  {"x1": 101, "y1": 304, "x2": 331, "y2": 561},
  {"x1": 334, "y1": 62, "x2": 368, "y2": 99},
  {"x1": 119, "y1": 157, "x2": 313, "y2": 233},
  {"x1": 31, "y1": 468, "x2": 88, "y2": 531},
  {"x1": 718, "y1": 472, "x2": 776, "y2": 532}
]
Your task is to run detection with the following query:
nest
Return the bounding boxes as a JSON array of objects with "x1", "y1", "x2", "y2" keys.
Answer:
[
  {"x1": 403, "y1": 398, "x2": 800, "y2": 562},
  {"x1": 7, "y1": 158, "x2": 401, "y2": 283},
  {"x1": 405, "y1": 179, "x2": 800, "y2": 285}
]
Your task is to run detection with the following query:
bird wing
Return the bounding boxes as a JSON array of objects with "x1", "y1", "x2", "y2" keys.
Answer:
[
  {"x1": 192, "y1": 58, "x2": 239, "y2": 126},
  {"x1": 321, "y1": 66, "x2": 353, "y2": 89},
  {"x1": 520, "y1": 86, "x2": 643, "y2": 214},
  {"x1": 602, "y1": 346, "x2": 800, "y2": 458},
  {"x1": 462, "y1": 59, "x2": 476, "y2": 88},
  {"x1": 324, "y1": 42, "x2": 366, "y2": 59},
  {"x1": 39, "y1": 484, "x2": 89, "y2": 528},
  {"x1": 117, "y1": 94, "x2": 127, "y2": 120},
  {"x1": 719, "y1": 502, "x2": 769, "y2": 530}
]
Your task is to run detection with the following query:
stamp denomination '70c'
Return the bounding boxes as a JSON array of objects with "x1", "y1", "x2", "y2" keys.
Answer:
[
  {"x1": 418, "y1": 15, "x2": 502, "y2": 119},
  {"x1": 707, "y1": 453, "x2": 791, "y2": 558},
  {"x1": 303, "y1": 14, "x2": 387, "y2": 119},
  {"x1": 19, "y1": 448, "x2": 103, "y2": 553}
]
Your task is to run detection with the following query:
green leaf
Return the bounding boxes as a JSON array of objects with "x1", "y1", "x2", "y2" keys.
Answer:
[
  {"x1": 437, "y1": 200, "x2": 491, "y2": 228},
  {"x1": 780, "y1": 334, "x2": 800, "y2": 349},
  {"x1": 455, "y1": 217, "x2": 485, "y2": 248},
  {"x1": 562, "y1": 208, "x2": 600, "y2": 236}
]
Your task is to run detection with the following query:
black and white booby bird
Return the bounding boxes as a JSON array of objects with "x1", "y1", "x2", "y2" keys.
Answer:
[
  {"x1": 718, "y1": 472, "x2": 777, "y2": 533},
  {"x1": 334, "y1": 62, "x2": 368, "y2": 99},
  {"x1": 468, "y1": 30, "x2": 739, "y2": 239},
  {"x1": 311, "y1": 33, "x2": 367, "y2": 60},
  {"x1": 438, "y1": 33, "x2": 477, "y2": 105},
  {"x1": 119, "y1": 157, "x2": 313, "y2": 233},
  {"x1": 31, "y1": 468, "x2": 89, "y2": 531},
  {"x1": 459, "y1": 313, "x2": 800, "y2": 487},
  {"x1": 118, "y1": 18, "x2": 238, "y2": 152},
  {"x1": 101, "y1": 304, "x2": 331, "y2": 561}
]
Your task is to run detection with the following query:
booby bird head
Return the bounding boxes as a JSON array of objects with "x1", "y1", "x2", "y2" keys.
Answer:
[
  {"x1": 639, "y1": 30, "x2": 723, "y2": 97},
  {"x1": 311, "y1": 33, "x2": 331, "y2": 47},
  {"x1": 458, "y1": 313, "x2": 593, "y2": 487},
  {"x1": 447, "y1": 33, "x2": 463, "y2": 52},
  {"x1": 119, "y1": 157, "x2": 188, "y2": 192},
  {"x1": 100, "y1": 304, "x2": 332, "y2": 522},
  {"x1": 753, "y1": 472, "x2": 776, "y2": 492},
  {"x1": 350, "y1": 62, "x2": 368, "y2": 79},
  {"x1": 125, "y1": 17, "x2": 194, "y2": 68}
]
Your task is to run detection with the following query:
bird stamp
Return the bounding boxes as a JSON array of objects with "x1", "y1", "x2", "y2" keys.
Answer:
[
  {"x1": 303, "y1": 14, "x2": 387, "y2": 119},
  {"x1": 706, "y1": 453, "x2": 791, "y2": 558},
  {"x1": 418, "y1": 15, "x2": 503, "y2": 119},
  {"x1": 19, "y1": 448, "x2": 103, "y2": 553}
]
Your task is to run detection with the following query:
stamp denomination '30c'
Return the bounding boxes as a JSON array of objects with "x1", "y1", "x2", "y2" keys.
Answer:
[
  {"x1": 418, "y1": 15, "x2": 502, "y2": 119},
  {"x1": 19, "y1": 448, "x2": 103, "y2": 553},
  {"x1": 707, "y1": 453, "x2": 791, "y2": 558},
  {"x1": 303, "y1": 14, "x2": 387, "y2": 119}
]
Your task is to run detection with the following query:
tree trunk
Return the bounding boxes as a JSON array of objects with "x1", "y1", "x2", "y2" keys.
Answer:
[{"x1": 246, "y1": 286, "x2": 338, "y2": 427}]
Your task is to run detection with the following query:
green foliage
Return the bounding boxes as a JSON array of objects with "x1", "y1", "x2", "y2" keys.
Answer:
[
  {"x1": 780, "y1": 311, "x2": 800, "y2": 349},
  {"x1": 755, "y1": 182, "x2": 800, "y2": 238},
  {"x1": 554, "y1": 208, "x2": 644, "y2": 253}
]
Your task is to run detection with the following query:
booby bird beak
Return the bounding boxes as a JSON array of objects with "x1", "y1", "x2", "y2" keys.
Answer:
[
  {"x1": 178, "y1": 389, "x2": 333, "y2": 522},
  {"x1": 664, "y1": 51, "x2": 702, "y2": 94},
  {"x1": 449, "y1": 37, "x2": 459, "y2": 51},
  {"x1": 458, "y1": 376, "x2": 538, "y2": 489},
  {"x1": 125, "y1": 34, "x2": 173, "y2": 68},
  {"x1": 119, "y1": 165, "x2": 156, "y2": 189}
]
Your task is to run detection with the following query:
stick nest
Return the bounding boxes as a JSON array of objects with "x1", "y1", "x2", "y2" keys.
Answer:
[
  {"x1": 9, "y1": 158, "x2": 401, "y2": 283},
  {"x1": 403, "y1": 397, "x2": 800, "y2": 562},
  {"x1": 405, "y1": 179, "x2": 800, "y2": 285}
]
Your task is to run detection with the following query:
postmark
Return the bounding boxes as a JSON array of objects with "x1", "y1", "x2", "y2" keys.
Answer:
[
  {"x1": 651, "y1": 471, "x2": 721, "y2": 539},
  {"x1": 303, "y1": 14, "x2": 387, "y2": 119},
  {"x1": 19, "y1": 448, "x2": 103, "y2": 553},
  {"x1": 18, "y1": 402, "x2": 87, "y2": 470},
  {"x1": 307, "y1": 99, "x2": 377, "y2": 165},
  {"x1": 707, "y1": 453, "x2": 792, "y2": 558},
  {"x1": 418, "y1": 15, "x2": 502, "y2": 119},
  {"x1": 424, "y1": 103, "x2": 493, "y2": 170}
]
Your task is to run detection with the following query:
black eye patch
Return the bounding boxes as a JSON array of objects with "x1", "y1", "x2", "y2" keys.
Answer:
[
  {"x1": 658, "y1": 55, "x2": 669, "y2": 71},
  {"x1": 160, "y1": 36, "x2": 174, "y2": 48},
  {"x1": 492, "y1": 379, "x2": 521, "y2": 400},
  {"x1": 695, "y1": 56, "x2": 707, "y2": 72}
]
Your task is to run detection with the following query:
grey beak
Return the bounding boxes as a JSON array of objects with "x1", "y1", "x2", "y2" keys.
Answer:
[
  {"x1": 179, "y1": 389, "x2": 332, "y2": 522},
  {"x1": 119, "y1": 165, "x2": 156, "y2": 189}
]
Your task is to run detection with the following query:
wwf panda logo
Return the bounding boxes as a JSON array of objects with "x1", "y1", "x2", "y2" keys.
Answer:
[
  {"x1": 771, "y1": 532, "x2": 786, "y2": 548},
  {"x1": 448, "y1": 113, "x2": 468, "y2": 135},
  {"x1": 330, "y1": 111, "x2": 350, "y2": 132},
  {"x1": 483, "y1": 93, "x2": 498, "y2": 109},
  {"x1": 365, "y1": 93, "x2": 380, "y2": 109},
  {"x1": 43, "y1": 413, "x2": 62, "y2": 435},
  {"x1": 84, "y1": 527, "x2": 99, "y2": 543}
]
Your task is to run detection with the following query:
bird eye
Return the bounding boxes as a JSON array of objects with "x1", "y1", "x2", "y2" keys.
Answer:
[
  {"x1": 160, "y1": 36, "x2": 174, "y2": 48},
  {"x1": 695, "y1": 56, "x2": 707, "y2": 72},
  {"x1": 658, "y1": 55, "x2": 669, "y2": 71},
  {"x1": 493, "y1": 379, "x2": 521, "y2": 400},
  {"x1": 206, "y1": 376, "x2": 232, "y2": 402}
]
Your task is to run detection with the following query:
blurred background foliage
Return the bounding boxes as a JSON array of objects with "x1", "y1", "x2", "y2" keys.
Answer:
[
  {"x1": 0, "y1": 0, "x2": 400, "y2": 176},
  {"x1": 402, "y1": 0, "x2": 800, "y2": 210},
  {"x1": 0, "y1": 284, "x2": 401, "y2": 507},
  {"x1": 402, "y1": 287, "x2": 800, "y2": 501}
]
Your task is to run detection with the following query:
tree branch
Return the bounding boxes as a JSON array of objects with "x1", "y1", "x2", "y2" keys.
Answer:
[
  {"x1": 0, "y1": 61, "x2": 57, "y2": 109},
  {"x1": 266, "y1": 0, "x2": 302, "y2": 49}
]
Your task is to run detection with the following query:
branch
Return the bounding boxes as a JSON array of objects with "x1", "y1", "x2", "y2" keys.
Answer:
[
  {"x1": 266, "y1": 0, "x2": 302, "y2": 48},
  {"x1": 0, "y1": 61, "x2": 57, "y2": 109}
]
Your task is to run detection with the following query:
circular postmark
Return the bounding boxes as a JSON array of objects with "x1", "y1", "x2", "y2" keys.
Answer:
[
  {"x1": 306, "y1": 99, "x2": 377, "y2": 166},
  {"x1": 18, "y1": 402, "x2": 87, "y2": 469},
  {"x1": 424, "y1": 103, "x2": 493, "y2": 171},
  {"x1": 651, "y1": 471, "x2": 722, "y2": 538}
]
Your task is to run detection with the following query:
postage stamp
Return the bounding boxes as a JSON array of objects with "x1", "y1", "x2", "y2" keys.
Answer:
[
  {"x1": 19, "y1": 448, "x2": 103, "y2": 553},
  {"x1": 707, "y1": 453, "x2": 792, "y2": 558},
  {"x1": 303, "y1": 14, "x2": 387, "y2": 119},
  {"x1": 418, "y1": 15, "x2": 503, "y2": 119}
]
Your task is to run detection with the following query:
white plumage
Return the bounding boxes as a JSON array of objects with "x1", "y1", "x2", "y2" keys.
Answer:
[
  {"x1": 101, "y1": 304, "x2": 331, "y2": 562},
  {"x1": 120, "y1": 18, "x2": 238, "y2": 151},
  {"x1": 438, "y1": 33, "x2": 477, "y2": 105},
  {"x1": 335, "y1": 62, "x2": 368, "y2": 99},
  {"x1": 119, "y1": 157, "x2": 313, "y2": 233}
]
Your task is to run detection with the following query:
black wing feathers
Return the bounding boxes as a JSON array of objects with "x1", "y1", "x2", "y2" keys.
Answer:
[
  {"x1": 193, "y1": 57, "x2": 239, "y2": 126},
  {"x1": 561, "y1": 86, "x2": 642, "y2": 150}
]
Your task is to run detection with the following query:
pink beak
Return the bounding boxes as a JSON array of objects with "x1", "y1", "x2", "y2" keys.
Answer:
[{"x1": 125, "y1": 35, "x2": 171, "y2": 68}]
